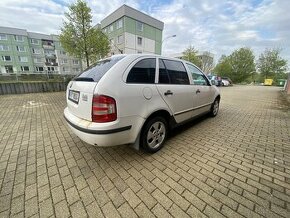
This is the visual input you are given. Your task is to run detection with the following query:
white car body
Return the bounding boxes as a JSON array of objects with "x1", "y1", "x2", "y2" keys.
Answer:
[
  {"x1": 64, "y1": 54, "x2": 220, "y2": 150},
  {"x1": 222, "y1": 79, "x2": 230, "y2": 86}
]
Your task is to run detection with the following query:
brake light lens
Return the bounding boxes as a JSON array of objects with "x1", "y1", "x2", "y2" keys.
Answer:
[{"x1": 92, "y1": 95, "x2": 117, "y2": 122}]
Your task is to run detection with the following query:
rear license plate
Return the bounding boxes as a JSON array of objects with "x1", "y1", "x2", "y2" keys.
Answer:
[{"x1": 68, "y1": 90, "x2": 80, "y2": 104}]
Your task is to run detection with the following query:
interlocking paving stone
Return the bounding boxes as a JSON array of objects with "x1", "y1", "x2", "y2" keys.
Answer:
[{"x1": 0, "y1": 86, "x2": 289, "y2": 217}]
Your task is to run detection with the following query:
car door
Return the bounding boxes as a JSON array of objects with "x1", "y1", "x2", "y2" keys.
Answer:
[
  {"x1": 156, "y1": 58, "x2": 194, "y2": 123},
  {"x1": 185, "y1": 63, "x2": 214, "y2": 116}
]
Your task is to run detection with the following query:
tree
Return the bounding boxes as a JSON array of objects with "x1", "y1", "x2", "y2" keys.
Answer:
[
  {"x1": 213, "y1": 55, "x2": 232, "y2": 78},
  {"x1": 228, "y1": 47, "x2": 256, "y2": 83},
  {"x1": 199, "y1": 51, "x2": 214, "y2": 73},
  {"x1": 182, "y1": 45, "x2": 202, "y2": 68},
  {"x1": 257, "y1": 48, "x2": 287, "y2": 79},
  {"x1": 59, "y1": 0, "x2": 110, "y2": 68}
]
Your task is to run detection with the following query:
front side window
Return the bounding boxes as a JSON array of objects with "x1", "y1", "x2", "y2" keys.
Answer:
[
  {"x1": 158, "y1": 59, "x2": 189, "y2": 85},
  {"x1": 136, "y1": 21, "x2": 143, "y2": 31},
  {"x1": 127, "y1": 58, "x2": 156, "y2": 84},
  {"x1": 76, "y1": 56, "x2": 124, "y2": 82},
  {"x1": 186, "y1": 63, "x2": 209, "y2": 86}
]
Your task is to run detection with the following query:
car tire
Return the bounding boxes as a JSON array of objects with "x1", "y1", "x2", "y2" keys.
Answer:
[
  {"x1": 140, "y1": 116, "x2": 168, "y2": 153},
  {"x1": 209, "y1": 98, "x2": 219, "y2": 117}
]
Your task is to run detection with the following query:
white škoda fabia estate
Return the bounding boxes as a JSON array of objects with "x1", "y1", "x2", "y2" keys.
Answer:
[{"x1": 64, "y1": 54, "x2": 220, "y2": 153}]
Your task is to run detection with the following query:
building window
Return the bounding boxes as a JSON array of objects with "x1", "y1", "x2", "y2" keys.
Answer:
[
  {"x1": 62, "y1": 67, "x2": 69, "y2": 72},
  {"x1": 30, "y1": 39, "x2": 39, "y2": 44},
  {"x1": 117, "y1": 35, "x2": 124, "y2": 44},
  {"x1": 35, "y1": 66, "x2": 44, "y2": 72},
  {"x1": 32, "y1": 48, "x2": 42, "y2": 54},
  {"x1": 59, "y1": 50, "x2": 67, "y2": 55},
  {"x1": 19, "y1": 56, "x2": 28, "y2": 62},
  {"x1": 21, "y1": 66, "x2": 29, "y2": 71},
  {"x1": 72, "y1": 60, "x2": 79, "y2": 65},
  {"x1": 34, "y1": 58, "x2": 42, "y2": 63},
  {"x1": 116, "y1": 19, "x2": 123, "y2": 29},
  {"x1": 0, "y1": 45, "x2": 9, "y2": 51},
  {"x1": 136, "y1": 21, "x2": 143, "y2": 31},
  {"x1": 15, "y1": 35, "x2": 24, "y2": 42},
  {"x1": 5, "y1": 65, "x2": 13, "y2": 73},
  {"x1": 73, "y1": 68, "x2": 80, "y2": 72},
  {"x1": 16, "y1": 46, "x2": 26, "y2": 52},
  {"x1": 0, "y1": 34, "x2": 7, "y2": 40},
  {"x1": 137, "y1": 50, "x2": 142, "y2": 54},
  {"x1": 109, "y1": 25, "x2": 113, "y2": 33},
  {"x1": 2, "y1": 56, "x2": 11, "y2": 61},
  {"x1": 137, "y1": 37, "x2": 142, "y2": 46},
  {"x1": 61, "y1": 59, "x2": 68, "y2": 64}
]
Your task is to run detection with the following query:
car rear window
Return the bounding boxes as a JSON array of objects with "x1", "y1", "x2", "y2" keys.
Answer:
[{"x1": 75, "y1": 56, "x2": 125, "y2": 82}]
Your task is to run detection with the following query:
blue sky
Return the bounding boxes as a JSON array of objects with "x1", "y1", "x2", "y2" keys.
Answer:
[{"x1": 0, "y1": 0, "x2": 289, "y2": 65}]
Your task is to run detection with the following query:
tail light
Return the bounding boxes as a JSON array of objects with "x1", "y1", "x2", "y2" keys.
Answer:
[{"x1": 92, "y1": 95, "x2": 117, "y2": 122}]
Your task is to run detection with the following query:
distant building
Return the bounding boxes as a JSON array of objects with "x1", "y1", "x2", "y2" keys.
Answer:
[
  {"x1": 0, "y1": 26, "x2": 82, "y2": 75},
  {"x1": 169, "y1": 51, "x2": 214, "y2": 73},
  {"x1": 100, "y1": 4, "x2": 164, "y2": 55}
]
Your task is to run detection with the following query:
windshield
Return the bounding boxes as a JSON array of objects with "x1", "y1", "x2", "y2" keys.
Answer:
[{"x1": 75, "y1": 56, "x2": 125, "y2": 82}]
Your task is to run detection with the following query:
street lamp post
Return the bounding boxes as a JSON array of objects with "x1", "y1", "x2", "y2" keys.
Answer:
[{"x1": 161, "y1": 34, "x2": 176, "y2": 54}]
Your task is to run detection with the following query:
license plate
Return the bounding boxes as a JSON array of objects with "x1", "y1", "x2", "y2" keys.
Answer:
[{"x1": 68, "y1": 90, "x2": 80, "y2": 104}]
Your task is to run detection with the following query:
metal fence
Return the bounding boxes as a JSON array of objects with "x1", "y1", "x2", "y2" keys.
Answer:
[{"x1": 0, "y1": 72, "x2": 77, "y2": 83}]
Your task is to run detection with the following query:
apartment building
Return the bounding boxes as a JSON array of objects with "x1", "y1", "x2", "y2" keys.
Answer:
[
  {"x1": 0, "y1": 26, "x2": 82, "y2": 75},
  {"x1": 100, "y1": 4, "x2": 164, "y2": 55}
]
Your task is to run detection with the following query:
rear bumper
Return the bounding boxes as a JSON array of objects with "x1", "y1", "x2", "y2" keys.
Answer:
[{"x1": 64, "y1": 107, "x2": 144, "y2": 147}]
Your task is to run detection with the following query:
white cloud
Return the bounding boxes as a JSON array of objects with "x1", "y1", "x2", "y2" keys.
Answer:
[{"x1": 0, "y1": 0, "x2": 289, "y2": 65}]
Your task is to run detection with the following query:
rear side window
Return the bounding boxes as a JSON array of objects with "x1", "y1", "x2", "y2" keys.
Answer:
[
  {"x1": 75, "y1": 56, "x2": 124, "y2": 82},
  {"x1": 127, "y1": 58, "x2": 156, "y2": 83},
  {"x1": 158, "y1": 59, "x2": 189, "y2": 85}
]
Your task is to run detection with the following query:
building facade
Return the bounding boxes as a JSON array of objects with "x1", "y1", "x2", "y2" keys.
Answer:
[
  {"x1": 100, "y1": 5, "x2": 164, "y2": 55},
  {"x1": 0, "y1": 26, "x2": 82, "y2": 75}
]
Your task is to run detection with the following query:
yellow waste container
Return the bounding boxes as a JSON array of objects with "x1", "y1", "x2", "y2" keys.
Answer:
[{"x1": 264, "y1": 79, "x2": 273, "y2": 86}]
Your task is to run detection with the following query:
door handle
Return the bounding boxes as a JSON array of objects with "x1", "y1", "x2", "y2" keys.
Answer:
[
  {"x1": 164, "y1": 90, "x2": 173, "y2": 96},
  {"x1": 196, "y1": 89, "x2": 201, "y2": 94}
]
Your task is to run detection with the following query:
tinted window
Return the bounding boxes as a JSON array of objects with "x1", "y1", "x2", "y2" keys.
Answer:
[
  {"x1": 186, "y1": 64, "x2": 209, "y2": 86},
  {"x1": 76, "y1": 56, "x2": 124, "y2": 82},
  {"x1": 158, "y1": 59, "x2": 170, "y2": 84},
  {"x1": 159, "y1": 59, "x2": 189, "y2": 85},
  {"x1": 127, "y1": 58, "x2": 156, "y2": 83}
]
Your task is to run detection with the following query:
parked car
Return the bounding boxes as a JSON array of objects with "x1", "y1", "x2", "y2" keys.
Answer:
[
  {"x1": 207, "y1": 75, "x2": 222, "y2": 86},
  {"x1": 222, "y1": 77, "x2": 233, "y2": 86},
  {"x1": 64, "y1": 54, "x2": 221, "y2": 153},
  {"x1": 221, "y1": 79, "x2": 230, "y2": 86}
]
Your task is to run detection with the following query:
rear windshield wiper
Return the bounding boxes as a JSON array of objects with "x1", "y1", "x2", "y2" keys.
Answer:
[{"x1": 74, "y1": 77, "x2": 94, "y2": 82}]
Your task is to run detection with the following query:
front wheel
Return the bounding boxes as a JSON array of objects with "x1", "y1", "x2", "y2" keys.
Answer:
[
  {"x1": 140, "y1": 117, "x2": 168, "y2": 153},
  {"x1": 209, "y1": 98, "x2": 219, "y2": 117}
]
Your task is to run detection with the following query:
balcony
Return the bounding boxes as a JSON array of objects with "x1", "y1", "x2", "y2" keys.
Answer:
[
  {"x1": 45, "y1": 62, "x2": 58, "y2": 66},
  {"x1": 43, "y1": 44, "x2": 55, "y2": 50}
]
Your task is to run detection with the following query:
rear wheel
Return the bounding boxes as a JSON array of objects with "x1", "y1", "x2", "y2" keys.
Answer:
[
  {"x1": 209, "y1": 98, "x2": 219, "y2": 117},
  {"x1": 141, "y1": 117, "x2": 168, "y2": 153}
]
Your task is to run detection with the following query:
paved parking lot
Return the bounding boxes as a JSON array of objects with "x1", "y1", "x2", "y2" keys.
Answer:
[{"x1": 0, "y1": 85, "x2": 289, "y2": 218}]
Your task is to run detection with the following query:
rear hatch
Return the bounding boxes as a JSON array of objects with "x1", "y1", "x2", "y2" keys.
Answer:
[{"x1": 66, "y1": 56, "x2": 125, "y2": 121}]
